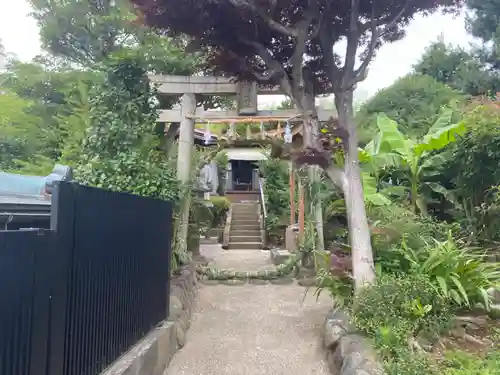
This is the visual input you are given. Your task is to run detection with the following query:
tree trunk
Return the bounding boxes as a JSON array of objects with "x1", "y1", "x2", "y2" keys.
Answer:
[
  {"x1": 334, "y1": 92, "x2": 376, "y2": 290},
  {"x1": 295, "y1": 95, "x2": 328, "y2": 168},
  {"x1": 308, "y1": 165, "x2": 325, "y2": 252}
]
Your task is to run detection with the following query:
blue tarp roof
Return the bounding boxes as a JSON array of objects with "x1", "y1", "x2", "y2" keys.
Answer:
[{"x1": 0, "y1": 172, "x2": 46, "y2": 197}]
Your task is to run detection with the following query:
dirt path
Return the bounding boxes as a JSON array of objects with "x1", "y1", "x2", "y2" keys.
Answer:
[{"x1": 164, "y1": 246, "x2": 332, "y2": 375}]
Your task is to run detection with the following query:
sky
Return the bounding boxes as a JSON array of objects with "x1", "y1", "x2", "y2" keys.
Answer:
[{"x1": 0, "y1": 0, "x2": 475, "y2": 104}]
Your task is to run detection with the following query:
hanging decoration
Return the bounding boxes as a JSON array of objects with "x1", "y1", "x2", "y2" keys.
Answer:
[
  {"x1": 204, "y1": 120, "x2": 212, "y2": 145},
  {"x1": 227, "y1": 120, "x2": 235, "y2": 140},
  {"x1": 284, "y1": 121, "x2": 293, "y2": 144},
  {"x1": 246, "y1": 122, "x2": 252, "y2": 139}
]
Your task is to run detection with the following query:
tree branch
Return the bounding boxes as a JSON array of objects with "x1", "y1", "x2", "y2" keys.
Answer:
[
  {"x1": 319, "y1": 27, "x2": 342, "y2": 91},
  {"x1": 227, "y1": 50, "x2": 281, "y2": 82},
  {"x1": 382, "y1": 1, "x2": 412, "y2": 34},
  {"x1": 241, "y1": 38, "x2": 297, "y2": 102},
  {"x1": 323, "y1": 164, "x2": 347, "y2": 190},
  {"x1": 287, "y1": 0, "x2": 321, "y2": 101},
  {"x1": 342, "y1": 0, "x2": 360, "y2": 89},
  {"x1": 352, "y1": 1, "x2": 378, "y2": 84},
  {"x1": 227, "y1": 0, "x2": 298, "y2": 37},
  {"x1": 352, "y1": 0, "x2": 411, "y2": 86}
]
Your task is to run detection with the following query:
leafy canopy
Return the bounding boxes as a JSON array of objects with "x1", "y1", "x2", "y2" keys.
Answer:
[
  {"x1": 361, "y1": 109, "x2": 465, "y2": 214},
  {"x1": 132, "y1": 0, "x2": 461, "y2": 105},
  {"x1": 356, "y1": 74, "x2": 463, "y2": 143},
  {"x1": 466, "y1": 0, "x2": 500, "y2": 70},
  {"x1": 414, "y1": 40, "x2": 500, "y2": 97},
  {"x1": 29, "y1": 0, "x2": 201, "y2": 74},
  {"x1": 75, "y1": 53, "x2": 179, "y2": 201}
]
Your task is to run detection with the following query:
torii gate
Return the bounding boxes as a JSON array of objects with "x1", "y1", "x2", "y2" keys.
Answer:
[{"x1": 151, "y1": 74, "x2": 336, "y2": 254}]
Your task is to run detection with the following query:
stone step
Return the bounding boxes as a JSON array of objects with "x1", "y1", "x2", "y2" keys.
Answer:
[
  {"x1": 230, "y1": 229, "x2": 261, "y2": 237},
  {"x1": 232, "y1": 210, "x2": 258, "y2": 215},
  {"x1": 231, "y1": 219, "x2": 259, "y2": 224},
  {"x1": 228, "y1": 242, "x2": 262, "y2": 250},
  {"x1": 231, "y1": 219, "x2": 260, "y2": 225},
  {"x1": 230, "y1": 235, "x2": 262, "y2": 242},
  {"x1": 231, "y1": 224, "x2": 261, "y2": 231},
  {"x1": 232, "y1": 213, "x2": 259, "y2": 218}
]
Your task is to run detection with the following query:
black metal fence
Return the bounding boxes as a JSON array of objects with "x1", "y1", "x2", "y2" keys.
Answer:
[{"x1": 0, "y1": 182, "x2": 173, "y2": 375}]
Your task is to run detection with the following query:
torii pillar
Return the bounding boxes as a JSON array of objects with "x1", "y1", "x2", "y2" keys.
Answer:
[
  {"x1": 177, "y1": 93, "x2": 197, "y2": 257},
  {"x1": 289, "y1": 162, "x2": 295, "y2": 226}
]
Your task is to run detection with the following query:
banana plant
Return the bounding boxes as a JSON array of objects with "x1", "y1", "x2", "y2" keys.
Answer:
[
  {"x1": 331, "y1": 148, "x2": 394, "y2": 207},
  {"x1": 362, "y1": 108, "x2": 465, "y2": 215}
]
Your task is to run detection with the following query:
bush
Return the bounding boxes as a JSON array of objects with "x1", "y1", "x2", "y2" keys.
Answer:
[
  {"x1": 440, "y1": 350, "x2": 500, "y2": 375},
  {"x1": 368, "y1": 204, "x2": 458, "y2": 274},
  {"x1": 394, "y1": 232, "x2": 500, "y2": 310},
  {"x1": 440, "y1": 101, "x2": 500, "y2": 242},
  {"x1": 351, "y1": 273, "x2": 452, "y2": 375},
  {"x1": 313, "y1": 249, "x2": 354, "y2": 307},
  {"x1": 209, "y1": 196, "x2": 230, "y2": 228},
  {"x1": 259, "y1": 158, "x2": 290, "y2": 241},
  {"x1": 352, "y1": 273, "x2": 452, "y2": 352},
  {"x1": 355, "y1": 74, "x2": 463, "y2": 144}
]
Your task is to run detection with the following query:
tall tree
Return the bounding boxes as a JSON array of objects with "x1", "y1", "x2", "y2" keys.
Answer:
[
  {"x1": 414, "y1": 40, "x2": 500, "y2": 96},
  {"x1": 466, "y1": 0, "x2": 500, "y2": 71},
  {"x1": 29, "y1": 0, "x2": 201, "y2": 74},
  {"x1": 0, "y1": 90, "x2": 41, "y2": 170},
  {"x1": 131, "y1": 0, "x2": 461, "y2": 288},
  {"x1": 1, "y1": 60, "x2": 98, "y2": 161},
  {"x1": 356, "y1": 74, "x2": 463, "y2": 143}
]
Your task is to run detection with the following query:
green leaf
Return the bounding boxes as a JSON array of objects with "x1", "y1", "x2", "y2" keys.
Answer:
[
  {"x1": 436, "y1": 276, "x2": 448, "y2": 297},
  {"x1": 425, "y1": 182, "x2": 458, "y2": 205},
  {"x1": 375, "y1": 114, "x2": 412, "y2": 157},
  {"x1": 450, "y1": 275, "x2": 470, "y2": 306},
  {"x1": 415, "y1": 120, "x2": 466, "y2": 156}
]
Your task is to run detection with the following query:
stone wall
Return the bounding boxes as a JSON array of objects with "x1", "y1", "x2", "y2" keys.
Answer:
[
  {"x1": 322, "y1": 308, "x2": 385, "y2": 375},
  {"x1": 101, "y1": 263, "x2": 198, "y2": 375}
]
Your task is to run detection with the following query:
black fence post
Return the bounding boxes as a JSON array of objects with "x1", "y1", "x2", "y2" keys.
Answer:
[
  {"x1": 29, "y1": 230, "x2": 56, "y2": 375},
  {"x1": 46, "y1": 182, "x2": 76, "y2": 375}
]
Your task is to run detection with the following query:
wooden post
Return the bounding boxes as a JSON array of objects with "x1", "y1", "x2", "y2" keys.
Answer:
[
  {"x1": 298, "y1": 180, "x2": 305, "y2": 243},
  {"x1": 289, "y1": 162, "x2": 295, "y2": 226}
]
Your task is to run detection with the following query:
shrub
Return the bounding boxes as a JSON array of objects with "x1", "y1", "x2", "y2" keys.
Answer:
[
  {"x1": 352, "y1": 273, "x2": 453, "y2": 353},
  {"x1": 395, "y1": 232, "x2": 500, "y2": 310},
  {"x1": 355, "y1": 74, "x2": 463, "y2": 144},
  {"x1": 313, "y1": 249, "x2": 354, "y2": 307},
  {"x1": 209, "y1": 196, "x2": 230, "y2": 228},
  {"x1": 368, "y1": 204, "x2": 459, "y2": 274},
  {"x1": 259, "y1": 158, "x2": 290, "y2": 242},
  {"x1": 440, "y1": 350, "x2": 500, "y2": 375},
  {"x1": 351, "y1": 273, "x2": 452, "y2": 375}
]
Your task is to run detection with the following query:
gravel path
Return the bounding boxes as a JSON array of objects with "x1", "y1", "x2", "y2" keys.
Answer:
[{"x1": 164, "y1": 246, "x2": 333, "y2": 375}]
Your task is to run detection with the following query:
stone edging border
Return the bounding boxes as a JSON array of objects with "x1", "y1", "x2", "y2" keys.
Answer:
[
  {"x1": 101, "y1": 263, "x2": 198, "y2": 375},
  {"x1": 322, "y1": 308, "x2": 385, "y2": 375}
]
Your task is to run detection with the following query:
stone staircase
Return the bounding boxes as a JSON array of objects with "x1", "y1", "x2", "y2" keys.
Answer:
[{"x1": 229, "y1": 202, "x2": 262, "y2": 250}]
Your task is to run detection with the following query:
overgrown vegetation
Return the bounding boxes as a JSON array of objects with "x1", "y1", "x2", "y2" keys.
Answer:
[{"x1": 259, "y1": 158, "x2": 291, "y2": 245}]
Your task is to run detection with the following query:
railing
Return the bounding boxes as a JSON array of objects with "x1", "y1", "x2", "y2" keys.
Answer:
[
  {"x1": 258, "y1": 177, "x2": 267, "y2": 249},
  {"x1": 0, "y1": 182, "x2": 173, "y2": 375},
  {"x1": 258, "y1": 178, "x2": 267, "y2": 221}
]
